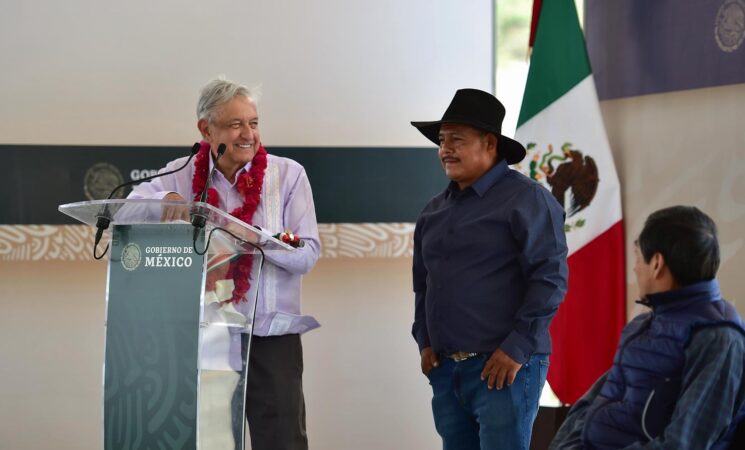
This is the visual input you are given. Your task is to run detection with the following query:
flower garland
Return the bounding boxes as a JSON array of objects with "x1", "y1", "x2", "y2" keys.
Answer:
[{"x1": 192, "y1": 140, "x2": 267, "y2": 303}]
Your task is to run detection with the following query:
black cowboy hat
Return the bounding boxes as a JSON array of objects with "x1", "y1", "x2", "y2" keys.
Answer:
[{"x1": 411, "y1": 88, "x2": 526, "y2": 164}]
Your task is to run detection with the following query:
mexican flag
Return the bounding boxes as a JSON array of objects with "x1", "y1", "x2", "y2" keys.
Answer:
[{"x1": 514, "y1": 0, "x2": 626, "y2": 405}]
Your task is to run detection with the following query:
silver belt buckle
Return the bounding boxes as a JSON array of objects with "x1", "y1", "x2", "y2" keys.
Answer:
[{"x1": 450, "y1": 351, "x2": 478, "y2": 362}]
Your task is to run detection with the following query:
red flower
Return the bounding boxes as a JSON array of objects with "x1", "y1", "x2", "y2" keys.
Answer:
[
  {"x1": 274, "y1": 231, "x2": 301, "y2": 248},
  {"x1": 192, "y1": 141, "x2": 268, "y2": 303}
]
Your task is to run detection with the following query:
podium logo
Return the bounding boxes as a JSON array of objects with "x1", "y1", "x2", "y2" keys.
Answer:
[{"x1": 121, "y1": 243, "x2": 142, "y2": 271}]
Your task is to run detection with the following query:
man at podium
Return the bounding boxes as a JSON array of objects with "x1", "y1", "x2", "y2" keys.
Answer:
[{"x1": 128, "y1": 77, "x2": 321, "y2": 450}]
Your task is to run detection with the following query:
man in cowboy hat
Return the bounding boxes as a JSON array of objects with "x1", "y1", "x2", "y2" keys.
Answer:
[{"x1": 411, "y1": 88, "x2": 569, "y2": 450}]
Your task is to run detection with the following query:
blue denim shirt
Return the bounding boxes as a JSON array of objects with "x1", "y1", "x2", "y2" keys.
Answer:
[{"x1": 412, "y1": 160, "x2": 568, "y2": 364}]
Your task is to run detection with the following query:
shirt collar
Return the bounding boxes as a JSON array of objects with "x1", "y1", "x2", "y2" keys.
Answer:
[
  {"x1": 209, "y1": 157, "x2": 252, "y2": 186},
  {"x1": 472, "y1": 159, "x2": 508, "y2": 196},
  {"x1": 448, "y1": 159, "x2": 508, "y2": 198},
  {"x1": 637, "y1": 279, "x2": 721, "y2": 313}
]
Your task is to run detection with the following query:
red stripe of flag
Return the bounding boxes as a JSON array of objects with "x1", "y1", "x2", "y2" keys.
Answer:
[
  {"x1": 548, "y1": 220, "x2": 627, "y2": 404},
  {"x1": 528, "y1": 0, "x2": 544, "y2": 49}
]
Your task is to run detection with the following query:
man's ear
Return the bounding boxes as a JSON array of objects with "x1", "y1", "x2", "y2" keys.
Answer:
[
  {"x1": 651, "y1": 252, "x2": 678, "y2": 289},
  {"x1": 197, "y1": 119, "x2": 210, "y2": 140},
  {"x1": 651, "y1": 252, "x2": 666, "y2": 279},
  {"x1": 487, "y1": 133, "x2": 498, "y2": 156}
]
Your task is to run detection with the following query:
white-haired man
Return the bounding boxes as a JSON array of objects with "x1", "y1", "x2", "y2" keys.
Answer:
[{"x1": 129, "y1": 78, "x2": 320, "y2": 450}]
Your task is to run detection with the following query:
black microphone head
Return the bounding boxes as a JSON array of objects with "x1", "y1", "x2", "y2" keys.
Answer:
[
  {"x1": 217, "y1": 143, "x2": 227, "y2": 157},
  {"x1": 191, "y1": 142, "x2": 201, "y2": 155}
]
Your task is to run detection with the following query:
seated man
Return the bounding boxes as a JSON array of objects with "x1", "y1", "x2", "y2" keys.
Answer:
[{"x1": 551, "y1": 206, "x2": 745, "y2": 449}]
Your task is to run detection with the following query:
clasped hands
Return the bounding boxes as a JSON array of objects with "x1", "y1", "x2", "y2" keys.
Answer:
[{"x1": 420, "y1": 347, "x2": 522, "y2": 390}]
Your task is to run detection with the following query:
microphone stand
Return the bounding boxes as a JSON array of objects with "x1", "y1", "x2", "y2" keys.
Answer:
[
  {"x1": 191, "y1": 143, "x2": 227, "y2": 253},
  {"x1": 92, "y1": 142, "x2": 201, "y2": 259}
]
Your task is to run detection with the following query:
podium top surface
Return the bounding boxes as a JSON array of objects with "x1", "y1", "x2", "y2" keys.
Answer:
[{"x1": 59, "y1": 199, "x2": 295, "y2": 252}]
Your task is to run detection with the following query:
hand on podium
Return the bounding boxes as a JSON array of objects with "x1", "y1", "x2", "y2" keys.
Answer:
[
  {"x1": 273, "y1": 231, "x2": 304, "y2": 248},
  {"x1": 162, "y1": 192, "x2": 190, "y2": 222}
]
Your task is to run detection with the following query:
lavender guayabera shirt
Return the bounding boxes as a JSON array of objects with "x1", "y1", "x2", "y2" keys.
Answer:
[{"x1": 128, "y1": 151, "x2": 321, "y2": 337}]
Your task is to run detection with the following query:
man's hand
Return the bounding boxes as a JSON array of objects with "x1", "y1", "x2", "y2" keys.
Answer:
[
  {"x1": 481, "y1": 348, "x2": 522, "y2": 390},
  {"x1": 420, "y1": 347, "x2": 440, "y2": 376},
  {"x1": 161, "y1": 192, "x2": 190, "y2": 222}
]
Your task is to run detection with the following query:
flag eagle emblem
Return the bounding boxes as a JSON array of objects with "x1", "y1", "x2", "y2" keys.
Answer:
[{"x1": 521, "y1": 142, "x2": 599, "y2": 232}]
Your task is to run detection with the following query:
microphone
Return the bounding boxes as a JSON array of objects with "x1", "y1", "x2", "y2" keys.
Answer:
[
  {"x1": 190, "y1": 143, "x2": 227, "y2": 231},
  {"x1": 92, "y1": 142, "x2": 202, "y2": 259}
]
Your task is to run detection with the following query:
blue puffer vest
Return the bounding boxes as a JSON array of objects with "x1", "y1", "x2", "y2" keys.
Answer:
[{"x1": 582, "y1": 280, "x2": 745, "y2": 449}]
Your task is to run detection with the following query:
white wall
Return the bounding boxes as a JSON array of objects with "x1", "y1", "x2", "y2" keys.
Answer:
[{"x1": 0, "y1": 0, "x2": 493, "y2": 147}]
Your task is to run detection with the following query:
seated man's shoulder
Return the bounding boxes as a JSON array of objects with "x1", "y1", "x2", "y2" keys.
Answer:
[
  {"x1": 692, "y1": 323, "x2": 745, "y2": 349},
  {"x1": 686, "y1": 325, "x2": 745, "y2": 382}
]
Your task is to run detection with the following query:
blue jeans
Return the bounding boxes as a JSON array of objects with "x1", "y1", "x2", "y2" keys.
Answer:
[{"x1": 427, "y1": 353, "x2": 549, "y2": 450}]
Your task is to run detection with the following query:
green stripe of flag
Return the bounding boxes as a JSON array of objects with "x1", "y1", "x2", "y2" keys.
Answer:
[{"x1": 517, "y1": 0, "x2": 592, "y2": 128}]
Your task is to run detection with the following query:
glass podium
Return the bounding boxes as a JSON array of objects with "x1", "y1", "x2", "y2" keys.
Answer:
[{"x1": 59, "y1": 199, "x2": 294, "y2": 450}]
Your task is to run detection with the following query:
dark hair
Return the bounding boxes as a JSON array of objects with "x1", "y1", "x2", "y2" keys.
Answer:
[{"x1": 638, "y1": 206, "x2": 720, "y2": 286}]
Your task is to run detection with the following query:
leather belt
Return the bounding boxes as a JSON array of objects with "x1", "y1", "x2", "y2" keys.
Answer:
[{"x1": 446, "y1": 351, "x2": 479, "y2": 362}]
